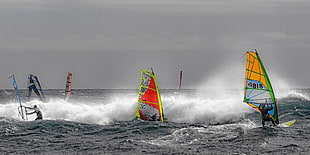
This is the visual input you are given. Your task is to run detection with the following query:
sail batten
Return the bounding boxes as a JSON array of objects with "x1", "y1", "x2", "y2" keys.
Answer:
[
  {"x1": 136, "y1": 69, "x2": 164, "y2": 122},
  {"x1": 244, "y1": 51, "x2": 279, "y2": 124}
]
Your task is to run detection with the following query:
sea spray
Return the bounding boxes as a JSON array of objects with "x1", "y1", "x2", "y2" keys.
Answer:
[
  {"x1": 161, "y1": 64, "x2": 251, "y2": 124},
  {"x1": 0, "y1": 95, "x2": 137, "y2": 125},
  {"x1": 162, "y1": 90, "x2": 251, "y2": 124}
]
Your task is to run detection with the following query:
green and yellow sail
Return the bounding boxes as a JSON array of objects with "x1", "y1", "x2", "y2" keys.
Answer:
[
  {"x1": 244, "y1": 51, "x2": 279, "y2": 124},
  {"x1": 136, "y1": 70, "x2": 164, "y2": 122}
]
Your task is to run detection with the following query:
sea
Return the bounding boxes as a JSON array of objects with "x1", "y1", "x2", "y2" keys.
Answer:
[{"x1": 0, "y1": 89, "x2": 309, "y2": 154}]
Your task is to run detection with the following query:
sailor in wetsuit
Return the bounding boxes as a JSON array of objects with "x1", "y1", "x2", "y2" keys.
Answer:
[
  {"x1": 26, "y1": 105, "x2": 43, "y2": 120},
  {"x1": 150, "y1": 114, "x2": 157, "y2": 121},
  {"x1": 258, "y1": 104, "x2": 276, "y2": 128}
]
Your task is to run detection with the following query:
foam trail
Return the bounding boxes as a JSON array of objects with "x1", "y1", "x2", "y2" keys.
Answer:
[{"x1": 146, "y1": 119, "x2": 257, "y2": 147}]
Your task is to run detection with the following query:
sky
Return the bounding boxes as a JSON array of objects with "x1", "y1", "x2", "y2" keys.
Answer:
[{"x1": 1, "y1": 0, "x2": 310, "y2": 89}]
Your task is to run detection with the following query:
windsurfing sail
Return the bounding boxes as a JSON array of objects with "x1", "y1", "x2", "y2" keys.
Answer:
[
  {"x1": 179, "y1": 70, "x2": 183, "y2": 90},
  {"x1": 27, "y1": 74, "x2": 45, "y2": 102},
  {"x1": 64, "y1": 72, "x2": 73, "y2": 101},
  {"x1": 136, "y1": 69, "x2": 164, "y2": 122},
  {"x1": 244, "y1": 50, "x2": 279, "y2": 125},
  {"x1": 10, "y1": 75, "x2": 27, "y2": 120}
]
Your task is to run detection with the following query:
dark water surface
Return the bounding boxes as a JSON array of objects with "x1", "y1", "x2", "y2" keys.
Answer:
[{"x1": 0, "y1": 89, "x2": 309, "y2": 154}]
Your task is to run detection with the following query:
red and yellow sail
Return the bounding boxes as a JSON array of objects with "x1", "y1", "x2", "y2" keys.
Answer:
[{"x1": 136, "y1": 70, "x2": 164, "y2": 122}]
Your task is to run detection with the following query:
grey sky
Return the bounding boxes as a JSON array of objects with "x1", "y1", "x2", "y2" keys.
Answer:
[{"x1": 0, "y1": 0, "x2": 310, "y2": 89}]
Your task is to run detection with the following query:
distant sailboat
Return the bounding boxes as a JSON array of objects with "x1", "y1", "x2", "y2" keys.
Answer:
[
  {"x1": 10, "y1": 75, "x2": 27, "y2": 120},
  {"x1": 27, "y1": 74, "x2": 45, "y2": 102},
  {"x1": 179, "y1": 70, "x2": 183, "y2": 90},
  {"x1": 136, "y1": 69, "x2": 164, "y2": 122},
  {"x1": 243, "y1": 50, "x2": 279, "y2": 125},
  {"x1": 65, "y1": 72, "x2": 73, "y2": 101}
]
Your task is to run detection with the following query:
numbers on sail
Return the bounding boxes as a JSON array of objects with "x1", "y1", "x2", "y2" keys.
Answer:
[{"x1": 247, "y1": 82, "x2": 264, "y2": 89}]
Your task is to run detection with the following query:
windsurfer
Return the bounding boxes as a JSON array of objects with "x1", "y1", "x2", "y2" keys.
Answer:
[
  {"x1": 25, "y1": 105, "x2": 43, "y2": 120},
  {"x1": 150, "y1": 114, "x2": 157, "y2": 121},
  {"x1": 27, "y1": 74, "x2": 42, "y2": 101},
  {"x1": 140, "y1": 114, "x2": 157, "y2": 121},
  {"x1": 259, "y1": 104, "x2": 276, "y2": 127}
]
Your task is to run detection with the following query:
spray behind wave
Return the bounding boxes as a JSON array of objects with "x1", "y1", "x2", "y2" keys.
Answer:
[
  {"x1": 161, "y1": 64, "x2": 252, "y2": 124},
  {"x1": 162, "y1": 89, "x2": 251, "y2": 124}
]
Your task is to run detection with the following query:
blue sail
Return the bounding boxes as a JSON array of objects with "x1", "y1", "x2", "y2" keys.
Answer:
[{"x1": 10, "y1": 75, "x2": 27, "y2": 120}]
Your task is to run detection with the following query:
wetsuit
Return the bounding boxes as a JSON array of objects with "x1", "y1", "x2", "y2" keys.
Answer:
[
  {"x1": 27, "y1": 107, "x2": 43, "y2": 120},
  {"x1": 259, "y1": 104, "x2": 276, "y2": 127}
]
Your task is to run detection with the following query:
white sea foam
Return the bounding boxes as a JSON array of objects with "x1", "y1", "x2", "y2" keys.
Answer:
[
  {"x1": 0, "y1": 96, "x2": 137, "y2": 125},
  {"x1": 162, "y1": 64, "x2": 252, "y2": 124},
  {"x1": 162, "y1": 91, "x2": 251, "y2": 124},
  {"x1": 145, "y1": 119, "x2": 256, "y2": 147}
]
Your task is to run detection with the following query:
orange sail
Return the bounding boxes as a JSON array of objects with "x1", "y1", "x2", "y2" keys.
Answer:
[{"x1": 65, "y1": 72, "x2": 72, "y2": 101}]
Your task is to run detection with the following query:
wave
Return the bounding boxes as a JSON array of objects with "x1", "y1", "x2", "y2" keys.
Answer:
[
  {"x1": 0, "y1": 96, "x2": 137, "y2": 125},
  {"x1": 1, "y1": 88, "x2": 308, "y2": 125},
  {"x1": 278, "y1": 90, "x2": 310, "y2": 102}
]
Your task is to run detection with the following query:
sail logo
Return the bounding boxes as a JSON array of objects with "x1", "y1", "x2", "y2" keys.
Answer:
[
  {"x1": 139, "y1": 102, "x2": 147, "y2": 109},
  {"x1": 247, "y1": 81, "x2": 265, "y2": 89}
]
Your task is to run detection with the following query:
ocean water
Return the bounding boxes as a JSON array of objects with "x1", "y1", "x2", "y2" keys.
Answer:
[{"x1": 0, "y1": 89, "x2": 309, "y2": 154}]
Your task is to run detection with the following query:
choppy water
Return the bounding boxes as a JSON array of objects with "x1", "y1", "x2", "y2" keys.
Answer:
[{"x1": 0, "y1": 89, "x2": 309, "y2": 154}]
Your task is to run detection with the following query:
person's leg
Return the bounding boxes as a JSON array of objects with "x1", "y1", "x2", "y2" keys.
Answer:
[
  {"x1": 33, "y1": 88, "x2": 42, "y2": 101},
  {"x1": 262, "y1": 120, "x2": 265, "y2": 128},
  {"x1": 35, "y1": 116, "x2": 42, "y2": 120},
  {"x1": 27, "y1": 88, "x2": 32, "y2": 98}
]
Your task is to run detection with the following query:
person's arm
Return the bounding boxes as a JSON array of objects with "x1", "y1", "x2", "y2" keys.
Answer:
[
  {"x1": 258, "y1": 104, "x2": 262, "y2": 111},
  {"x1": 26, "y1": 111, "x2": 35, "y2": 115},
  {"x1": 25, "y1": 106, "x2": 34, "y2": 109}
]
